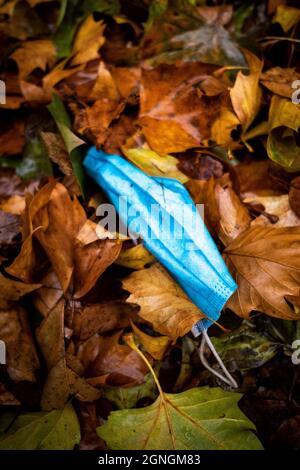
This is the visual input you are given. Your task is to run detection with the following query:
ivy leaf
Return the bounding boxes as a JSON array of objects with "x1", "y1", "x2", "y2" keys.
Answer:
[
  {"x1": 47, "y1": 93, "x2": 86, "y2": 195},
  {"x1": 0, "y1": 403, "x2": 80, "y2": 450},
  {"x1": 211, "y1": 321, "x2": 279, "y2": 371},
  {"x1": 97, "y1": 335, "x2": 263, "y2": 450}
]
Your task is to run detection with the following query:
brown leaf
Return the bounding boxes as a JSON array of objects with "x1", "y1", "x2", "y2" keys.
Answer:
[
  {"x1": 224, "y1": 226, "x2": 300, "y2": 320},
  {"x1": 0, "y1": 273, "x2": 41, "y2": 301},
  {"x1": 37, "y1": 300, "x2": 100, "y2": 410},
  {"x1": 10, "y1": 39, "x2": 56, "y2": 80},
  {"x1": 0, "y1": 382, "x2": 20, "y2": 405},
  {"x1": 123, "y1": 263, "x2": 205, "y2": 340},
  {"x1": 0, "y1": 210, "x2": 20, "y2": 247},
  {"x1": 40, "y1": 132, "x2": 73, "y2": 176},
  {"x1": 73, "y1": 301, "x2": 139, "y2": 340},
  {"x1": 0, "y1": 303, "x2": 39, "y2": 381},
  {"x1": 261, "y1": 67, "x2": 300, "y2": 99},
  {"x1": 73, "y1": 96, "x2": 125, "y2": 147},
  {"x1": 245, "y1": 194, "x2": 300, "y2": 228},
  {"x1": 139, "y1": 62, "x2": 223, "y2": 153},
  {"x1": 215, "y1": 183, "x2": 251, "y2": 245},
  {"x1": 30, "y1": 182, "x2": 85, "y2": 291},
  {"x1": 289, "y1": 177, "x2": 300, "y2": 218},
  {"x1": 83, "y1": 331, "x2": 149, "y2": 386},
  {"x1": 73, "y1": 220, "x2": 122, "y2": 299},
  {"x1": 0, "y1": 119, "x2": 25, "y2": 156}
]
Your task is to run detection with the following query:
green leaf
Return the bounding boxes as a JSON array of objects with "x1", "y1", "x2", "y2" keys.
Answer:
[
  {"x1": 0, "y1": 403, "x2": 80, "y2": 450},
  {"x1": 102, "y1": 372, "x2": 158, "y2": 409},
  {"x1": 0, "y1": 137, "x2": 53, "y2": 180},
  {"x1": 47, "y1": 93, "x2": 86, "y2": 194},
  {"x1": 211, "y1": 322, "x2": 279, "y2": 371},
  {"x1": 267, "y1": 96, "x2": 300, "y2": 172},
  {"x1": 82, "y1": 0, "x2": 120, "y2": 16},
  {"x1": 98, "y1": 386, "x2": 263, "y2": 450},
  {"x1": 54, "y1": 0, "x2": 83, "y2": 58}
]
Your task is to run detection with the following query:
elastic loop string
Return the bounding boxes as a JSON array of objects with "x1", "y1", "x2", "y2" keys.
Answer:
[{"x1": 199, "y1": 329, "x2": 238, "y2": 389}]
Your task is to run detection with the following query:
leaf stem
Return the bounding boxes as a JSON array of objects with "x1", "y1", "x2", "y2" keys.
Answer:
[{"x1": 125, "y1": 334, "x2": 164, "y2": 397}]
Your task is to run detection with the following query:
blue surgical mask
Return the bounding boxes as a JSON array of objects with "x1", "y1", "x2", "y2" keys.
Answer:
[{"x1": 83, "y1": 147, "x2": 237, "y2": 335}]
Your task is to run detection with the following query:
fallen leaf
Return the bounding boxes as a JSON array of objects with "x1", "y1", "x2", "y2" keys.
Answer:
[
  {"x1": 267, "y1": 95, "x2": 300, "y2": 171},
  {"x1": 40, "y1": 132, "x2": 73, "y2": 176},
  {"x1": 0, "y1": 210, "x2": 20, "y2": 247},
  {"x1": 47, "y1": 94, "x2": 86, "y2": 194},
  {"x1": 211, "y1": 106, "x2": 241, "y2": 149},
  {"x1": 230, "y1": 50, "x2": 263, "y2": 133},
  {"x1": 0, "y1": 303, "x2": 40, "y2": 381},
  {"x1": 71, "y1": 16, "x2": 106, "y2": 66},
  {"x1": 289, "y1": 177, "x2": 300, "y2": 218},
  {"x1": 73, "y1": 301, "x2": 139, "y2": 340},
  {"x1": 142, "y1": 5, "x2": 245, "y2": 67},
  {"x1": 31, "y1": 181, "x2": 86, "y2": 292},
  {"x1": 0, "y1": 403, "x2": 80, "y2": 450},
  {"x1": 10, "y1": 39, "x2": 56, "y2": 80},
  {"x1": 215, "y1": 183, "x2": 251, "y2": 245},
  {"x1": 115, "y1": 244, "x2": 155, "y2": 270},
  {"x1": 83, "y1": 331, "x2": 149, "y2": 386},
  {"x1": 122, "y1": 147, "x2": 188, "y2": 183},
  {"x1": 0, "y1": 120, "x2": 25, "y2": 156},
  {"x1": 131, "y1": 322, "x2": 171, "y2": 360},
  {"x1": 272, "y1": 5, "x2": 300, "y2": 32},
  {"x1": 0, "y1": 382, "x2": 20, "y2": 405},
  {"x1": 98, "y1": 336, "x2": 262, "y2": 450},
  {"x1": 123, "y1": 263, "x2": 206, "y2": 340},
  {"x1": 212, "y1": 321, "x2": 279, "y2": 371},
  {"x1": 0, "y1": 273, "x2": 41, "y2": 300},
  {"x1": 245, "y1": 194, "x2": 300, "y2": 227},
  {"x1": 261, "y1": 67, "x2": 300, "y2": 98},
  {"x1": 139, "y1": 62, "x2": 224, "y2": 153},
  {"x1": 224, "y1": 225, "x2": 300, "y2": 320},
  {"x1": 102, "y1": 372, "x2": 157, "y2": 410}
]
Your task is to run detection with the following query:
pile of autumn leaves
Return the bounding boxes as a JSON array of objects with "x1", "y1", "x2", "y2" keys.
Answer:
[{"x1": 0, "y1": 0, "x2": 300, "y2": 450}]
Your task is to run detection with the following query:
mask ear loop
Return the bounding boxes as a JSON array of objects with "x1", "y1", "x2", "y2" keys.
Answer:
[{"x1": 198, "y1": 329, "x2": 238, "y2": 389}]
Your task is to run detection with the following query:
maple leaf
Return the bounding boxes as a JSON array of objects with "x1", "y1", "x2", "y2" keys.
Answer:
[
  {"x1": 224, "y1": 226, "x2": 300, "y2": 320},
  {"x1": 98, "y1": 335, "x2": 263, "y2": 450}
]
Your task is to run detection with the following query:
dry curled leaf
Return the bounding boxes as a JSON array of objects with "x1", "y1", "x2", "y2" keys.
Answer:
[
  {"x1": 123, "y1": 263, "x2": 206, "y2": 340},
  {"x1": 224, "y1": 226, "x2": 300, "y2": 320}
]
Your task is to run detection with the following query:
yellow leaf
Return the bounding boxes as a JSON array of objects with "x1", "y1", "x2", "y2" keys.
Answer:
[
  {"x1": 230, "y1": 50, "x2": 263, "y2": 132},
  {"x1": 116, "y1": 243, "x2": 155, "y2": 270},
  {"x1": 123, "y1": 147, "x2": 188, "y2": 183},
  {"x1": 72, "y1": 16, "x2": 106, "y2": 66},
  {"x1": 273, "y1": 5, "x2": 300, "y2": 33},
  {"x1": 131, "y1": 322, "x2": 171, "y2": 360}
]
